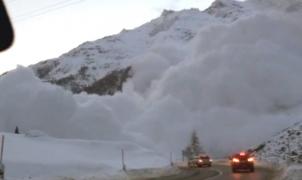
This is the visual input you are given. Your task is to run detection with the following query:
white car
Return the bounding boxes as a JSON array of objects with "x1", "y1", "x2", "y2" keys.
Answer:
[{"x1": 188, "y1": 154, "x2": 212, "y2": 168}]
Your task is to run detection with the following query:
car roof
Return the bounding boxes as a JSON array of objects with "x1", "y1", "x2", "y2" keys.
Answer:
[
  {"x1": 233, "y1": 153, "x2": 251, "y2": 158},
  {"x1": 198, "y1": 154, "x2": 210, "y2": 158}
]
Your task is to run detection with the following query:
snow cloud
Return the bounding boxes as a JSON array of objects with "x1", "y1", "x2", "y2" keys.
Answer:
[
  {"x1": 249, "y1": 0, "x2": 302, "y2": 12},
  {"x1": 0, "y1": 67, "x2": 126, "y2": 140},
  {"x1": 128, "y1": 9, "x2": 302, "y2": 156}
]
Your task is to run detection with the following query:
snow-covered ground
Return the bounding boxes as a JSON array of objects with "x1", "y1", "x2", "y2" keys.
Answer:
[
  {"x1": 2, "y1": 133, "x2": 169, "y2": 180},
  {"x1": 254, "y1": 121, "x2": 302, "y2": 179},
  {"x1": 255, "y1": 122, "x2": 302, "y2": 164},
  {"x1": 281, "y1": 165, "x2": 302, "y2": 180}
]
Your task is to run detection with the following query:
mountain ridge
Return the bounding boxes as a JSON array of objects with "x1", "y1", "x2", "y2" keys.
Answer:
[{"x1": 30, "y1": 0, "x2": 249, "y2": 95}]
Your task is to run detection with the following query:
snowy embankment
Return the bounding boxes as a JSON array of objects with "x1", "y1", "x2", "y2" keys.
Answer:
[
  {"x1": 281, "y1": 165, "x2": 302, "y2": 180},
  {"x1": 2, "y1": 133, "x2": 169, "y2": 180},
  {"x1": 254, "y1": 122, "x2": 302, "y2": 179},
  {"x1": 262, "y1": 163, "x2": 302, "y2": 180}
]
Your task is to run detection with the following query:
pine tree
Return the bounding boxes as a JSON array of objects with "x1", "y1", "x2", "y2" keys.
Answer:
[
  {"x1": 183, "y1": 130, "x2": 204, "y2": 160},
  {"x1": 190, "y1": 130, "x2": 203, "y2": 156},
  {"x1": 14, "y1": 126, "x2": 19, "y2": 134}
]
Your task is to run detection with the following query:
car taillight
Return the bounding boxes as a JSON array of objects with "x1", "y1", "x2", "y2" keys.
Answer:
[
  {"x1": 198, "y1": 159, "x2": 203, "y2": 162},
  {"x1": 239, "y1": 152, "x2": 246, "y2": 156},
  {"x1": 232, "y1": 158, "x2": 240, "y2": 163},
  {"x1": 248, "y1": 157, "x2": 254, "y2": 162}
]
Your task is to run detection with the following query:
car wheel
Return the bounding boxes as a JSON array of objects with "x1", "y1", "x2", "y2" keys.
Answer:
[{"x1": 250, "y1": 167, "x2": 255, "y2": 172}]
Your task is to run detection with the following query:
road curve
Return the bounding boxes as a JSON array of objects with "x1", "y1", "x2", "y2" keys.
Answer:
[
  {"x1": 144, "y1": 164, "x2": 276, "y2": 180},
  {"x1": 205, "y1": 164, "x2": 276, "y2": 180}
]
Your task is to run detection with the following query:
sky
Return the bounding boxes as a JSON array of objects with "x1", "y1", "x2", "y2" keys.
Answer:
[{"x1": 0, "y1": 0, "x2": 215, "y2": 73}]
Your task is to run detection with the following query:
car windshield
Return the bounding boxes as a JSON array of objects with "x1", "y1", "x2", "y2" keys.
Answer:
[{"x1": 0, "y1": 0, "x2": 301, "y2": 179}]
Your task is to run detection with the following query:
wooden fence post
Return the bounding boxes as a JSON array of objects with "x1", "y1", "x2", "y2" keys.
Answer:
[
  {"x1": 0, "y1": 135, "x2": 5, "y2": 179},
  {"x1": 121, "y1": 149, "x2": 126, "y2": 171}
]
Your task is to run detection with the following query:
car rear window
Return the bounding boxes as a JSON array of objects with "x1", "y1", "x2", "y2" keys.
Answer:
[{"x1": 200, "y1": 156, "x2": 209, "y2": 159}]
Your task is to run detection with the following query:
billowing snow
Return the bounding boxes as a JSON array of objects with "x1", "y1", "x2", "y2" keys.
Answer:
[
  {"x1": 1, "y1": 0, "x2": 302, "y2": 178},
  {"x1": 248, "y1": 0, "x2": 302, "y2": 12}
]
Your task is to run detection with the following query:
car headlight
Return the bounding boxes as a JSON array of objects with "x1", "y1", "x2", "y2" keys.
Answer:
[
  {"x1": 248, "y1": 157, "x2": 254, "y2": 162},
  {"x1": 232, "y1": 158, "x2": 240, "y2": 163}
]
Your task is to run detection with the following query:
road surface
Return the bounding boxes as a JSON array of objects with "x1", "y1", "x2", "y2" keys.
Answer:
[{"x1": 144, "y1": 164, "x2": 276, "y2": 180}]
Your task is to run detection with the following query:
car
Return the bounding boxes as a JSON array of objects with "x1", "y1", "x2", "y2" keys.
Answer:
[
  {"x1": 188, "y1": 154, "x2": 212, "y2": 168},
  {"x1": 188, "y1": 156, "x2": 198, "y2": 168},
  {"x1": 230, "y1": 152, "x2": 255, "y2": 173},
  {"x1": 196, "y1": 155, "x2": 212, "y2": 167}
]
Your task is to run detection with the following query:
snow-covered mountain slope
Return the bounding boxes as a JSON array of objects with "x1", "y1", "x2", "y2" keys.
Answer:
[
  {"x1": 205, "y1": 0, "x2": 249, "y2": 20},
  {"x1": 31, "y1": 0, "x2": 249, "y2": 95},
  {"x1": 254, "y1": 122, "x2": 302, "y2": 164}
]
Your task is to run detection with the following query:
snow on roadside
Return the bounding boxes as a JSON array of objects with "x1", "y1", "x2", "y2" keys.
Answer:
[
  {"x1": 281, "y1": 165, "x2": 302, "y2": 180},
  {"x1": 126, "y1": 167, "x2": 180, "y2": 180},
  {"x1": 2, "y1": 133, "x2": 168, "y2": 179},
  {"x1": 19, "y1": 170, "x2": 130, "y2": 180}
]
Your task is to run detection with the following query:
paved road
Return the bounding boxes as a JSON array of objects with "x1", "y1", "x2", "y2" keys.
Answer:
[{"x1": 145, "y1": 164, "x2": 276, "y2": 180}]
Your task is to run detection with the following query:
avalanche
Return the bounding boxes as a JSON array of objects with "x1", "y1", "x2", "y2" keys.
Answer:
[{"x1": 0, "y1": 0, "x2": 302, "y2": 178}]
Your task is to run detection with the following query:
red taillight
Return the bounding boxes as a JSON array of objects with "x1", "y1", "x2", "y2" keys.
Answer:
[
  {"x1": 239, "y1": 152, "x2": 246, "y2": 156},
  {"x1": 232, "y1": 158, "x2": 240, "y2": 163},
  {"x1": 248, "y1": 157, "x2": 254, "y2": 162}
]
